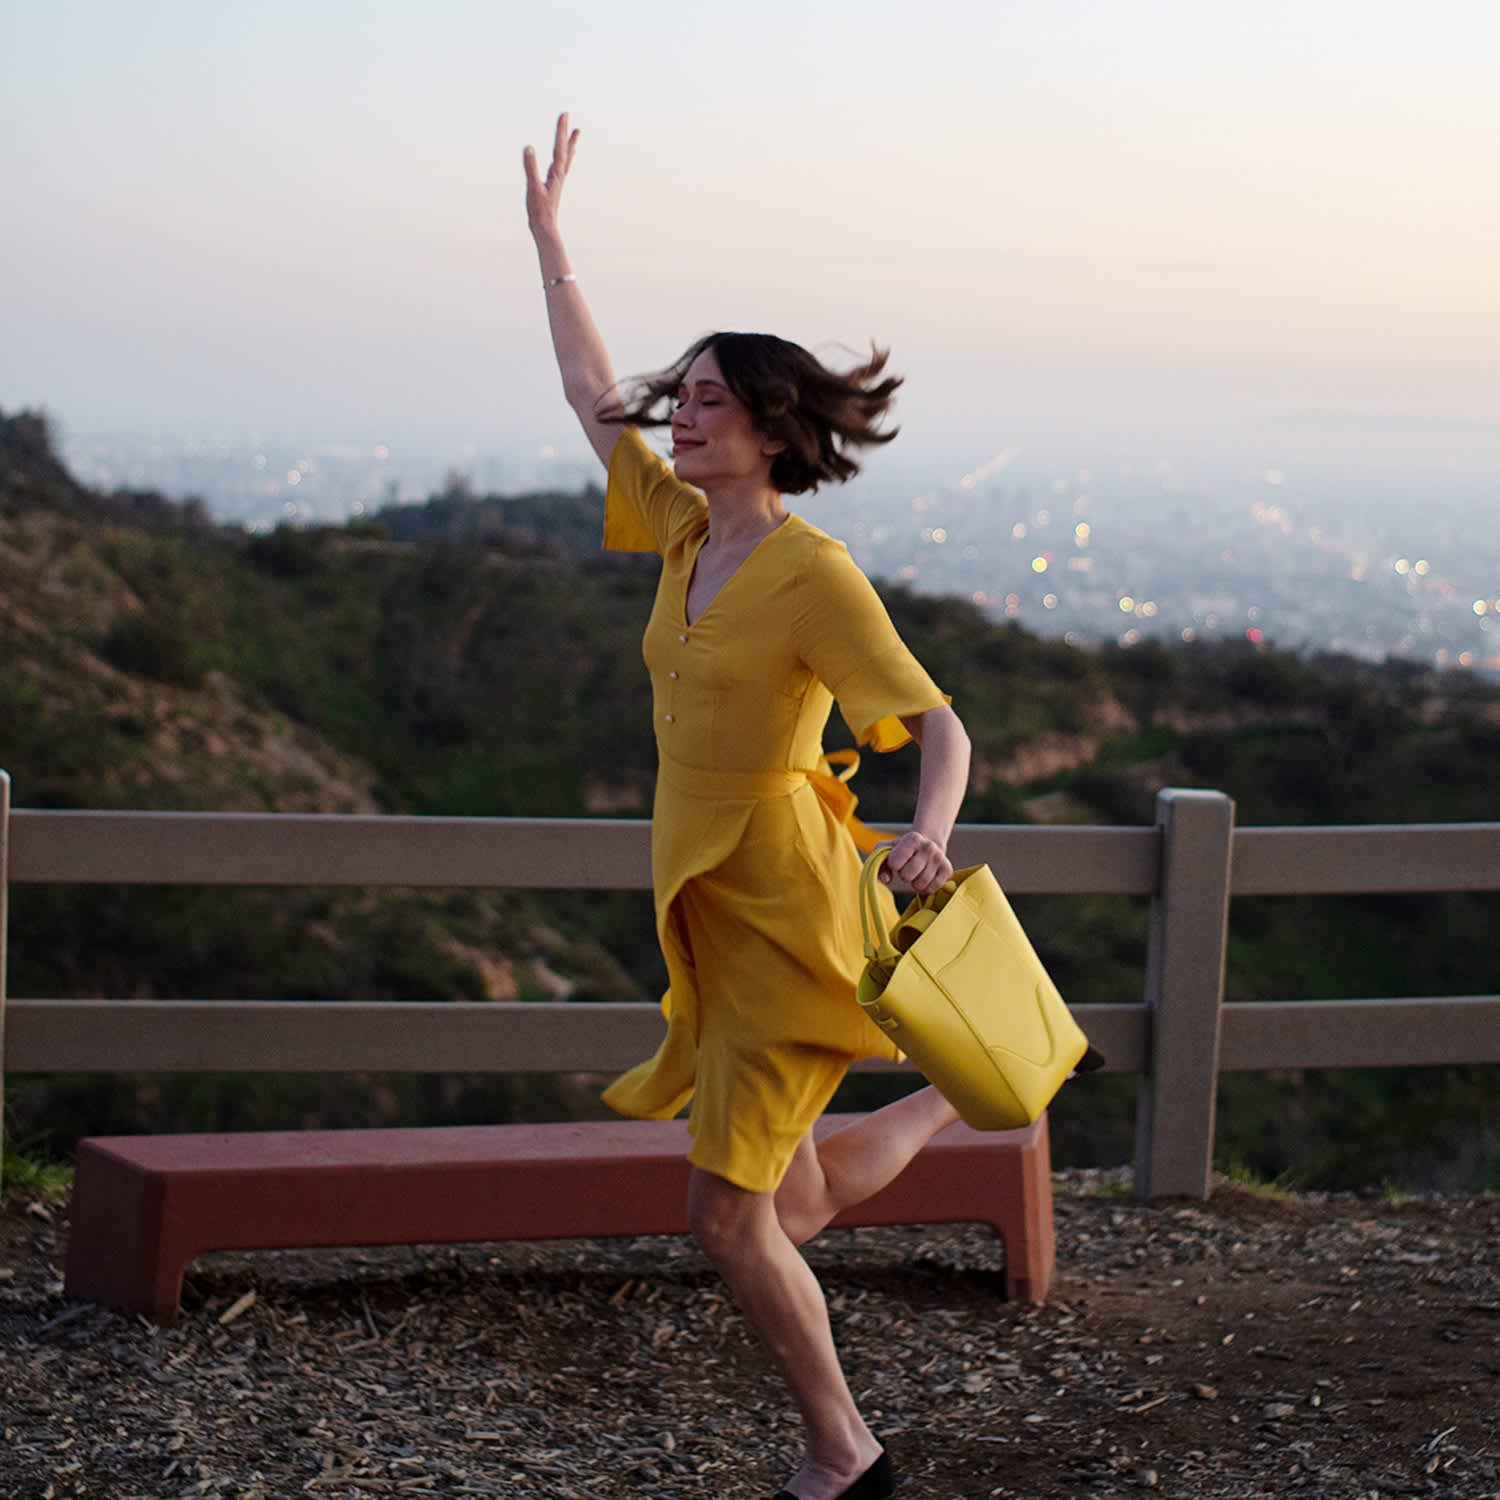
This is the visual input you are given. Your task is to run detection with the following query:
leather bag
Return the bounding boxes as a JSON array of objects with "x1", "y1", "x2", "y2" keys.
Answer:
[{"x1": 856, "y1": 844, "x2": 1091, "y2": 1130}]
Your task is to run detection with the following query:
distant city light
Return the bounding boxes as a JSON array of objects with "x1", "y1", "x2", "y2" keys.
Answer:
[
  {"x1": 1119, "y1": 596, "x2": 1136, "y2": 612},
  {"x1": 374, "y1": 445, "x2": 389, "y2": 460},
  {"x1": 1031, "y1": 556, "x2": 1049, "y2": 573},
  {"x1": 1246, "y1": 627, "x2": 1264, "y2": 643},
  {"x1": 1043, "y1": 593, "x2": 1058, "y2": 609},
  {"x1": 1181, "y1": 628, "x2": 1196, "y2": 642},
  {"x1": 931, "y1": 528, "x2": 948, "y2": 543},
  {"x1": 1074, "y1": 522, "x2": 1091, "y2": 544},
  {"x1": 1475, "y1": 600, "x2": 1489, "y2": 615},
  {"x1": 1141, "y1": 601, "x2": 1158, "y2": 617},
  {"x1": 1413, "y1": 559, "x2": 1430, "y2": 575},
  {"x1": 955, "y1": 450, "x2": 1017, "y2": 491},
  {"x1": 1012, "y1": 523, "x2": 1028, "y2": 540},
  {"x1": 1036, "y1": 509, "x2": 1051, "y2": 525},
  {"x1": 1395, "y1": 558, "x2": 1411, "y2": 574},
  {"x1": 285, "y1": 471, "x2": 301, "y2": 486}
]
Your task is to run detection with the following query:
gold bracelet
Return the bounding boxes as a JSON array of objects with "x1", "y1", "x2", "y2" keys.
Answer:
[{"x1": 544, "y1": 273, "x2": 577, "y2": 290}]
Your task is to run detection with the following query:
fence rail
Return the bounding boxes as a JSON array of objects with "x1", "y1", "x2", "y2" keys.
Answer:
[{"x1": 3, "y1": 768, "x2": 1498, "y2": 1199}]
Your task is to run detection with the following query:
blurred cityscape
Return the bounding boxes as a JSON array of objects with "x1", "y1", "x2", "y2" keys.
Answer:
[{"x1": 58, "y1": 425, "x2": 1500, "y2": 678}]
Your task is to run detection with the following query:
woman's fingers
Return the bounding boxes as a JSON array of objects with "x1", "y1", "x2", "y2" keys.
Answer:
[
  {"x1": 523, "y1": 115, "x2": 577, "y2": 188},
  {"x1": 524, "y1": 116, "x2": 580, "y2": 234},
  {"x1": 549, "y1": 113, "x2": 579, "y2": 181},
  {"x1": 880, "y1": 834, "x2": 951, "y2": 893}
]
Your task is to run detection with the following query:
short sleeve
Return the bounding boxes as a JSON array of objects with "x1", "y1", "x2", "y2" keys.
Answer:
[
  {"x1": 792, "y1": 539, "x2": 953, "y2": 753},
  {"x1": 602, "y1": 425, "x2": 707, "y2": 554}
]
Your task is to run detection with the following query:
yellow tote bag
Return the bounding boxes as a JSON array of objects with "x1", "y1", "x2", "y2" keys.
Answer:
[{"x1": 856, "y1": 845, "x2": 1093, "y2": 1130}]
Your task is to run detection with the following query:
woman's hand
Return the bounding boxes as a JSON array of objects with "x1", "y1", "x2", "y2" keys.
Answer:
[
  {"x1": 523, "y1": 111, "x2": 580, "y2": 238},
  {"x1": 877, "y1": 830, "x2": 954, "y2": 896}
]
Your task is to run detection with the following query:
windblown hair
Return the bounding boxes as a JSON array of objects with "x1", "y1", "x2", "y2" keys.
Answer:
[{"x1": 598, "y1": 332, "x2": 903, "y2": 496}]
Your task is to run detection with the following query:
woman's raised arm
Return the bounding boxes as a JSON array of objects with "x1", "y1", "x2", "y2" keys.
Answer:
[{"x1": 523, "y1": 112, "x2": 623, "y2": 467}]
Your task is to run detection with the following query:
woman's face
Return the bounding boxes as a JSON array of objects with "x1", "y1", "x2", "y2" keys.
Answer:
[{"x1": 669, "y1": 346, "x2": 783, "y2": 489}]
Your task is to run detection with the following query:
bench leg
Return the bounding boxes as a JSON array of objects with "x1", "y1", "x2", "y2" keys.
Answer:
[
  {"x1": 64, "y1": 1143, "x2": 189, "y2": 1325},
  {"x1": 995, "y1": 1116, "x2": 1055, "y2": 1303}
]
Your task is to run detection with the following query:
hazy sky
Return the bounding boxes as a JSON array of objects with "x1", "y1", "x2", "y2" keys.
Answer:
[{"x1": 3, "y1": 0, "x2": 1498, "y2": 477}]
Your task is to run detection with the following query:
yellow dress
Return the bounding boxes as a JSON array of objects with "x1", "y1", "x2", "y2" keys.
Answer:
[{"x1": 598, "y1": 425, "x2": 953, "y2": 1192}]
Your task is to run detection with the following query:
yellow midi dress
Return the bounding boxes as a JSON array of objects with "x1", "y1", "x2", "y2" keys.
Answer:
[{"x1": 598, "y1": 425, "x2": 953, "y2": 1193}]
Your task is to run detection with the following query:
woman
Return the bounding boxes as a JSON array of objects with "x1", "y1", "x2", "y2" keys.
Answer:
[{"x1": 523, "y1": 113, "x2": 971, "y2": 1500}]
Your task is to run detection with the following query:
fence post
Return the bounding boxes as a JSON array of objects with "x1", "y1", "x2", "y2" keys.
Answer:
[
  {"x1": 0, "y1": 769, "x2": 10, "y2": 1193},
  {"x1": 1133, "y1": 787, "x2": 1235, "y2": 1200}
]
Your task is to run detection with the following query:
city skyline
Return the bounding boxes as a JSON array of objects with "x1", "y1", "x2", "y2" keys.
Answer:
[{"x1": 43, "y1": 414, "x2": 1500, "y2": 679}]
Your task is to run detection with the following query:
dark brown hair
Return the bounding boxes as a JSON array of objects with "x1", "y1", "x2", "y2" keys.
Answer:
[{"x1": 599, "y1": 332, "x2": 903, "y2": 496}]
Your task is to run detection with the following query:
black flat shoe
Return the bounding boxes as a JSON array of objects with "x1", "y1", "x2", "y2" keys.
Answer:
[{"x1": 772, "y1": 1444, "x2": 895, "y2": 1500}]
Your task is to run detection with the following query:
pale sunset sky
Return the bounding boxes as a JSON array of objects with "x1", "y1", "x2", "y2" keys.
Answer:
[{"x1": 3, "y1": 0, "x2": 1497, "y2": 476}]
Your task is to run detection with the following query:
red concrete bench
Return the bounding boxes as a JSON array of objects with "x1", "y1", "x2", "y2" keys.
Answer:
[{"x1": 63, "y1": 1113, "x2": 1055, "y2": 1325}]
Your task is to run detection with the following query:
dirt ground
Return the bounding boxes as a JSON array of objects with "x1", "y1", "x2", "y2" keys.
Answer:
[{"x1": 3, "y1": 1168, "x2": 1498, "y2": 1500}]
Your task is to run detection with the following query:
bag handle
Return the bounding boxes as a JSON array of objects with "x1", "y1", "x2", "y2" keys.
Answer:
[{"x1": 858, "y1": 845, "x2": 901, "y2": 966}]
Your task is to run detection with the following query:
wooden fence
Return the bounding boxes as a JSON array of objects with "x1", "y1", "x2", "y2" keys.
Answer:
[{"x1": 2, "y1": 767, "x2": 1498, "y2": 1200}]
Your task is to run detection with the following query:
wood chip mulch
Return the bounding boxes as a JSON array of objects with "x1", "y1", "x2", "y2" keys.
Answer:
[{"x1": 3, "y1": 1168, "x2": 1499, "y2": 1499}]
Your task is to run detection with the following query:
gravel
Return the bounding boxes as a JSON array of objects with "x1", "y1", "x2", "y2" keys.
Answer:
[{"x1": 3, "y1": 1168, "x2": 1498, "y2": 1498}]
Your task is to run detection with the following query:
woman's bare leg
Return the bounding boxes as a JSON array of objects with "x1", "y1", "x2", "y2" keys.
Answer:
[
  {"x1": 775, "y1": 1084, "x2": 960, "y2": 1245},
  {"x1": 687, "y1": 1167, "x2": 884, "y2": 1500}
]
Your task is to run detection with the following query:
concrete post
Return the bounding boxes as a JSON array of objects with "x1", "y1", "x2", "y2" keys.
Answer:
[{"x1": 1133, "y1": 787, "x2": 1235, "y2": 1200}]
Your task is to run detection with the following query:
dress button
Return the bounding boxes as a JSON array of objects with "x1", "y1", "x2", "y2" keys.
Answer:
[
  {"x1": 664, "y1": 713, "x2": 675, "y2": 723},
  {"x1": 668, "y1": 670, "x2": 678, "y2": 679},
  {"x1": 678, "y1": 633, "x2": 688, "y2": 642}
]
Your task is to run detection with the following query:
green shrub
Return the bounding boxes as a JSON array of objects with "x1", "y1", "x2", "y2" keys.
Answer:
[
  {"x1": 99, "y1": 612, "x2": 205, "y2": 688},
  {"x1": 246, "y1": 524, "x2": 327, "y2": 578}
]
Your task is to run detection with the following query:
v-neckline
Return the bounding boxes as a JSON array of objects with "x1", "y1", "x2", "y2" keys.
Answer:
[{"x1": 682, "y1": 512, "x2": 796, "y2": 629}]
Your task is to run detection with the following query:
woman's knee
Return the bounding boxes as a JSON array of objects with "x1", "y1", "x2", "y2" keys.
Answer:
[{"x1": 686, "y1": 1168, "x2": 765, "y2": 1263}]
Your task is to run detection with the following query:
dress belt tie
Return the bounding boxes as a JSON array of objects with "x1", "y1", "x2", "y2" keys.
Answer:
[{"x1": 655, "y1": 747, "x2": 888, "y2": 854}]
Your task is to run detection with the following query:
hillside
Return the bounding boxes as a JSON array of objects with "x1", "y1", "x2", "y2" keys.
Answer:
[{"x1": 2, "y1": 405, "x2": 1498, "y2": 1190}]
